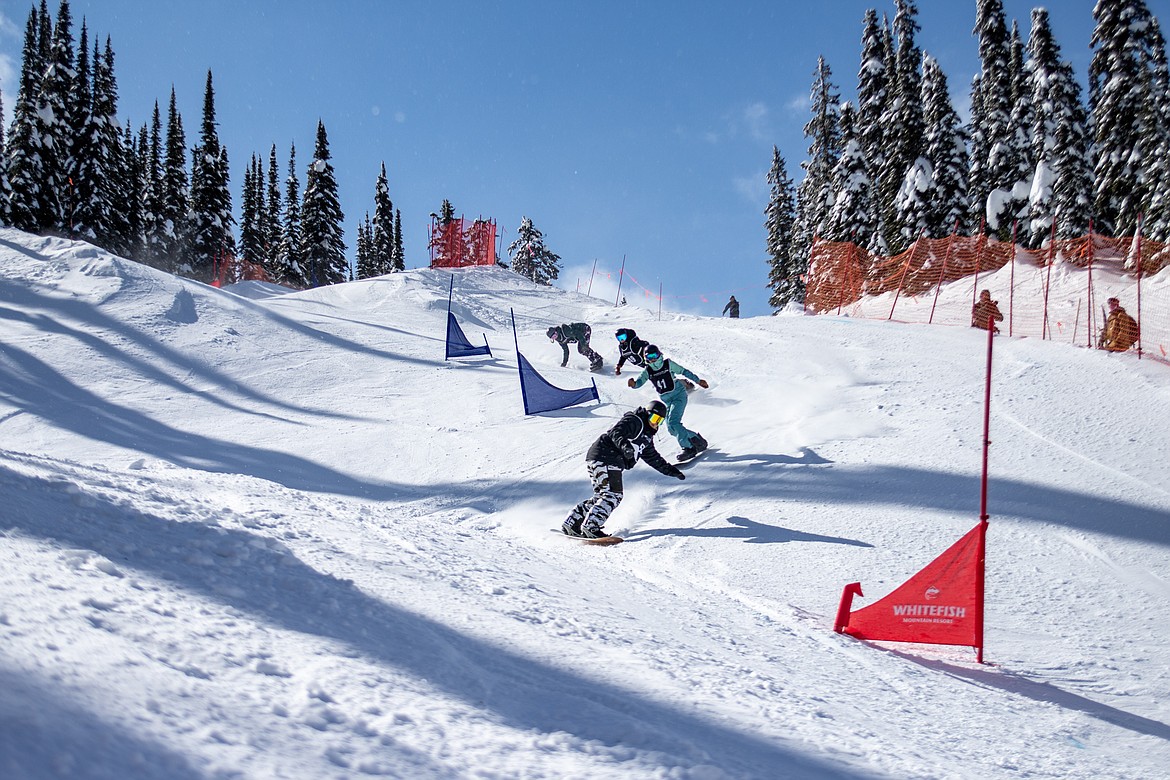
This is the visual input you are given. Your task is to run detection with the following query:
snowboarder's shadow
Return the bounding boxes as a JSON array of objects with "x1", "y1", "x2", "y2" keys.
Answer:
[
  {"x1": 702, "y1": 447, "x2": 832, "y2": 467},
  {"x1": 623, "y1": 515, "x2": 871, "y2": 546}
]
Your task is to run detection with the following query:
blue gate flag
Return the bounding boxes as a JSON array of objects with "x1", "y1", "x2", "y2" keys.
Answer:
[
  {"x1": 511, "y1": 309, "x2": 599, "y2": 415},
  {"x1": 445, "y1": 276, "x2": 492, "y2": 359}
]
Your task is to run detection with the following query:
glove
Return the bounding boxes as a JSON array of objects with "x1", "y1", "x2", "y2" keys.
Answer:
[
  {"x1": 561, "y1": 362, "x2": 568, "y2": 368},
  {"x1": 698, "y1": 379, "x2": 709, "y2": 389},
  {"x1": 674, "y1": 470, "x2": 686, "y2": 480},
  {"x1": 614, "y1": 367, "x2": 621, "y2": 375},
  {"x1": 627, "y1": 378, "x2": 636, "y2": 388}
]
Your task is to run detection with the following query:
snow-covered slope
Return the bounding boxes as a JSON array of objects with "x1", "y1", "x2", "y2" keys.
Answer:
[{"x1": 2, "y1": 227, "x2": 1169, "y2": 779}]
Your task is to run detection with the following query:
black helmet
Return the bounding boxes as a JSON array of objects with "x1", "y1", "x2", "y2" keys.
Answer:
[
  {"x1": 644, "y1": 344, "x2": 663, "y2": 364},
  {"x1": 615, "y1": 327, "x2": 636, "y2": 343},
  {"x1": 644, "y1": 400, "x2": 667, "y2": 429},
  {"x1": 546, "y1": 326, "x2": 558, "y2": 340}
]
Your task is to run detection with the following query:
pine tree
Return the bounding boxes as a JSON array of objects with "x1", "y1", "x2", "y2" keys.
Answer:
[
  {"x1": 371, "y1": 162, "x2": 395, "y2": 275},
  {"x1": 507, "y1": 216, "x2": 561, "y2": 285},
  {"x1": 66, "y1": 20, "x2": 91, "y2": 238},
  {"x1": 140, "y1": 102, "x2": 164, "y2": 265},
  {"x1": 355, "y1": 213, "x2": 374, "y2": 279},
  {"x1": 827, "y1": 103, "x2": 878, "y2": 245},
  {"x1": 393, "y1": 208, "x2": 405, "y2": 271},
  {"x1": 1142, "y1": 18, "x2": 1170, "y2": 240},
  {"x1": 239, "y1": 154, "x2": 263, "y2": 265},
  {"x1": 109, "y1": 120, "x2": 142, "y2": 259},
  {"x1": 0, "y1": 88, "x2": 10, "y2": 223},
  {"x1": 972, "y1": 0, "x2": 1017, "y2": 236},
  {"x1": 855, "y1": 9, "x2": 891, "y2": 250},
  {"x1": 187, "y1": 70, "x2": 235, "y2": 281},
  {"x1": 81, "y1": 37, "x2": 123, "y2": 250},
  {"x1": 1025, "y1": 8, "x2": 1093, "y2": 244},
  {"x1": 160, "y1": 87, "x2": 189, "y2": 273},
  {"x1": 6, "y1": 8, "x2": 45, "y2": 233},
  {"x1": 277, "y1": 143, "x2": 306, "y2": 287},
  {"x1": 1090, "y1": 0, "x2": 1160, "y2": 236},
  {"x1": 264, "y1": 144, "x2": 283, "y2": 274},
  {"x1": 794, "y1": 56, "x2": 841, "y2": 264},
  {"x1": 764, "y1": 146, "x2": 800, "y2": 310},
  {"x1": 34, "y1": 0, "x2": 74, "y2": 234},
  {"x1": 920, "y1": 54, "x2": 969, "y2": 237},
  {"x1": 300, "y1": 120, "x2": 347, "y2": 286}
]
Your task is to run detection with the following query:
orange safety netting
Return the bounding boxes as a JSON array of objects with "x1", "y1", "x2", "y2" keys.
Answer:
[
  {"x1": 430, "y1": 216, "x2": 497, "y2": 268},
  {"x1": 805, "y1": 230, "x2": 1170, "y2": 364}
]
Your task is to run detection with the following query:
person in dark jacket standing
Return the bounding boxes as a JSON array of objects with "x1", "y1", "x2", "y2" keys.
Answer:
[
  {"x1": 614, "y1": 327, "x2": 649, "y2": 375},
  {"x1": 547, "y1": 322, "x2": 604, "y2": 371},
  {"x1": 562, "y1": 400, "x2": 685, "y2": 539},
  {"x1": 722, "y1": 296, "x2": 740, "y2": 318}
]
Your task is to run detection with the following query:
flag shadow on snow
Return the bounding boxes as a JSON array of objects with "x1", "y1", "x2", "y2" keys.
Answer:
[{"x1": 622, "y1": 516, "x2": 871, "y2": 547}]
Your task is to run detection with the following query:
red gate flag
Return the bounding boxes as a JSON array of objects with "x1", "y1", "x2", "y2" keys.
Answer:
[{"x1": 835, "y1": 520, "x2": 987, "y2": 653}]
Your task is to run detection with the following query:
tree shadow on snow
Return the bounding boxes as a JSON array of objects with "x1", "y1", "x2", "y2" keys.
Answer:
[
  {"x1": 624, "y1": 515, "x2": 872, "y2": 547},
  {"x1": 0, "y1": 464, "x2": 865, "y2": 780}
]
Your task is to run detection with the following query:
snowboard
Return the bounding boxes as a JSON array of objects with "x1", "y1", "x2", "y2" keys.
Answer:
[
  {"x1": 676, "y1": 447, "x2": 712, "y2": 465},
  {"x1": 552, "y1": 529, "x2": 624, "y2": 545}
]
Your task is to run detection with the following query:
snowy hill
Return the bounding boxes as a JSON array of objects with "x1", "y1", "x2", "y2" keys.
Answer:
[{"x1": 2, "y1": 226, "x2": 1169, "y2": 779}]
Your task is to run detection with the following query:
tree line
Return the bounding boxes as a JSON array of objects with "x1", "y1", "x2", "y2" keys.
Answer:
[
  {"x1": 765, "y1": 0, "x2": 1169, "y2": 311},
  {"x1": 0, "y1": 0, "x2": 406, "y2": 288}
]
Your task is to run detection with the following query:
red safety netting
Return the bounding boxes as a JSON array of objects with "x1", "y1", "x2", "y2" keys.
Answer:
[
  {"x1": 430, "y1": 216, "x2": 497, "y2": 268},
  {"x1": 805, "y1": 228, "x2": 1170, "y2": 364}
]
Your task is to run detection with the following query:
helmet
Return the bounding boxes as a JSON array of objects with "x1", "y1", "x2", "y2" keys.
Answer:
[
  {"x1": 1107, "y1": 297, "x2": 1120, "y2": 307},
  {"x1": 546, "y1": 327, "x2": 558, "y2": 340},
  {"x1": 644, "y1": 400, "x2": 668, "y2": 430},
  {"x1": 644, "y1": 344, "x2": 663, "y2": 365},
  {"x1": 615, "y1": 327, "x2": 636, "y2": 343}
]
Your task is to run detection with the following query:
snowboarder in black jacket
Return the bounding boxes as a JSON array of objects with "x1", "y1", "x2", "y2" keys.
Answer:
[
  {"x1": 614, "y1": 327, "x2": 649, "y2": 375},
  {"x1": 547, "y1": 322, "x2": 604, "y2": 371},
  {"x1": 562, "y1": 400, "x2": 685, "y2": 539}
]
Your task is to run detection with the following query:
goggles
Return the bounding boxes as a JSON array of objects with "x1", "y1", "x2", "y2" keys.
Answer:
[
  {"x1": 645, "y1": 352, "x2": 661, "y2": 362},
  {"x1": 617, "y1": 333, "x2": 628, "y2": 342},
  {"x1": 648, "y1": 412, "x2": 665, "y2": 428}
]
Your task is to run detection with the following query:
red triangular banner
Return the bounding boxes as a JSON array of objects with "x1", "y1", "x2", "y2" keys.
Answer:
[{"x1": 836, "y1": 521, "x2": 986, "y2": 651}]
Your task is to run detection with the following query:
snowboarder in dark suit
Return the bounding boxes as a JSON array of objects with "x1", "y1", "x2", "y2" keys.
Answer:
[
  {"x1": 614, "y1": 327, "x2": 649, "y2": 375},
  {"x1": 722, "y1": 296, "x2": 740, "y2": 318},
  {"x1": 547, "y1": 323, "x2": 604, "y2": 371},
  {"x1": 562, "y1": 400, "x2": 685, "y2": 539}
]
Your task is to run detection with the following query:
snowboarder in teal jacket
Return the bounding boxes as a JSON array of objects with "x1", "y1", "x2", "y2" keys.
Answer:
[{"x1": 627, "y1": 344, "x2": 709, "y2": 460}]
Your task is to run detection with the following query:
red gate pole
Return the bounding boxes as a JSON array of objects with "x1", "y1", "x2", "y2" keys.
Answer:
[
  {"x1": 1086, "y1": 220, "x2": 1096, "y2": 347},
  {"x1": 929, "y1": 220, "x2": 959, "y2": 324},
  {"x1": 614, "y1": 255, "x2": 626, "y2": 306},
  {"x1": 975, "y1": 309, "x2": 996, "y2": 664}
]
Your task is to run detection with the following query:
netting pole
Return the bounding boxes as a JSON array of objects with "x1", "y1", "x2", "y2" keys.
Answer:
[
  {"x1": 658, "y1": 282, "x2": 663, "y2": 320},
  {"x1": 888, "y1": 230, "x2": 923, "y2": 321},
  {"x1": 1086, "y1": 220, "x2": 1096, "y2": 348},
  {"x1": 587, "y1": 258, "x2": 598, "y2": 297},
  {"x1": 614, "y1": 255, "x2": 626, "y2": 306},
  {"x1": 972, "y1": 219, "x2": 987, "y2": 318},
  {"x1": 1136, "y1": 213, "x2": 1144, "y2": 359},
  {"x1": 928, "y1": 220, "x2": 959, "y2": 325},
  {"x1": 1042, "y1": 220, "x2": 1055, "y2": 340}
]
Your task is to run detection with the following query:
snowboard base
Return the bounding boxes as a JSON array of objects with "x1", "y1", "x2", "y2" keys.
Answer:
[{"x1": 553, "y1": 529, "x2": 623, "y2": 545}]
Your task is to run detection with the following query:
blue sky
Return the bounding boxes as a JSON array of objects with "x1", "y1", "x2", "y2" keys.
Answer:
[{"x1": 0, "y1": 0, "x2": 1153, "y2": 316}]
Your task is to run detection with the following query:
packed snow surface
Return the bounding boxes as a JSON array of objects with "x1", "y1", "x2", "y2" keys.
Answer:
[{"x1": 2, "y1": 228, "x2": 1169, "y2": 779}]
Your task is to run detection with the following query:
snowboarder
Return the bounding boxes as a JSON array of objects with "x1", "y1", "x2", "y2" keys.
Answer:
[
  {"x1": 627, "y1": 344, "x2": 709, "y2": 460},
  {"x1": 971, "y1": 290, "x2": 1003, "y2": 333},
  {"x1": 722, "y1": 295, "x2": 740, "y2": 318},
  {"x1": 1099, "y1": 297, "x2": 1139, "y2": 352},
  {"x1": 562, "y1": 400, "x2": 685, "y2": 539},
  {"x1": 547, "y1": 322, "x2": 604, "y2": 371},
  {"x1": 614, "y1": 327, "x2": 649, "y2": 375}
]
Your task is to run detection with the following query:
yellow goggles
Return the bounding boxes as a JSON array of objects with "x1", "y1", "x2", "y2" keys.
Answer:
[{"x1": 648, "y1": 412, "x2": 666, "y2": 428}]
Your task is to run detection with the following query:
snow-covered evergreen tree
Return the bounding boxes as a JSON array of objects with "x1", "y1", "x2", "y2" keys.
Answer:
[
  {"x1": 33, "y1": 0, "x2": 73, "y2": 234},
  {"x1": 187, "y1": 70, "x2": 235, "y2": 281},
  {"x1": 264, "y1": 145, "x2": 283, "y2": 274},
  {"x1": 794, "y1": 56, "x2": 841, "y2": 263},
  {"x1": 371, "y1": 162, "x2": 395, "y2": 276},
  {"x1": 6, "y1": 8, "x2": 45, "y2": 233},
  {"x1": 1090, "y1": 0, "x2": 1161, "y2": 236},
  {"x1": 300, "y1": 120, "x2": 347, "y2": 287},
  {"x1": 507, "y1": 216, "x2": 560, "y2": 285},
  {"x1": 160, "y1": 88, "x2": 189, "y2": 274},
  {"x1": 239, "y1": 154, "x2": 263, "y2": 265},
  {"x1": 973, "y1": 0, "x2": 1024, "y2": 238},
  {"x1": 855, "y1": 10, "x2": 891, "y2": 250},
  {"x1": 79, "y1": 37, "x2": 123, "y2": 249},
  {"x1": 108, "y1": 120, "x2": 141, "y2": 260},
  {"x1": 1025, "y1": 8, "x2": 1094, "y2": 244},
  {"x1": 277, "y1": 143, "x2": 306, "y2": 287},
  {"x1": 764, "y1": 146, "x2": 800, "y2": 311},
  {"x1": 877, "y1": 0, "x2": 926, "y2": 251},
  {"x1": 355, "y1": 213, "x2": 373, "y2": 279},
  {"x1": 1142, "y1": 18, "x2": 1170, "y2": 239},
  {"x1": 920, "y1": 54, "x2": 969, "y2": 237},
  {"x1": 0, "y1": 88, "x2": 10, "y2": 223},
  {"x1": 392, "y1": 208, "x2": 405, "y2": 271},
  {"x1": 826, "y1": 104, "x2": 878, "y2": 246}
]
